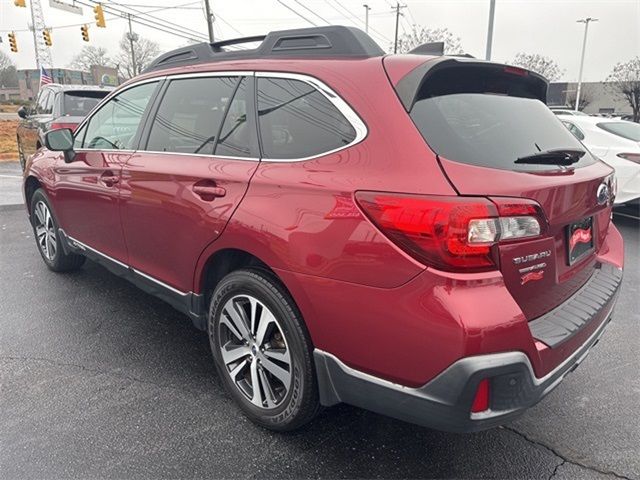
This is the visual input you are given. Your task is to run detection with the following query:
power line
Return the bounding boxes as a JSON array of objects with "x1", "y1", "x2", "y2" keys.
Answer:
[
  {"x1": 323, "y1": 0, "x2": 392, "y2": 44},
  {"x1": 292, "y1": 0, "x2": 331, "y2": 25},
  {"x1": 104, "y1": 0, "x2": 207, "y2": 39},
  {"x1": 276, "y1": 0, "x2": 318, "y2": 26}
]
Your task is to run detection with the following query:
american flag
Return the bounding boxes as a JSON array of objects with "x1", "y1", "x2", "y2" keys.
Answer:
[{"x1": 40, "y1": 66, "x2": 52, "y2": 85}]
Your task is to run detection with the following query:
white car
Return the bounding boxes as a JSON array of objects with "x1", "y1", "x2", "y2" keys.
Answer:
[
  {"x1": 557, "y1": 115, "x2": 640, "y2": 205},
  {"x1": 550, "y1": 108, "x2": 589, "y2": 117}
]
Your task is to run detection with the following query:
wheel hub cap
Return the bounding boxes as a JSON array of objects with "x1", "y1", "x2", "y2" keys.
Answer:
[{"x1": 218, "y1": 294, "x2": 292, "y2": 410}]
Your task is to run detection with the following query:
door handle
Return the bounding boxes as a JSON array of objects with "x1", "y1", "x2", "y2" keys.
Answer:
[
  {"x1": 193, "y1": 184, "x2": 226, "y2": 200},
  {"x1": 99, "y1": 172, "x2": 119, "y2": 187}
]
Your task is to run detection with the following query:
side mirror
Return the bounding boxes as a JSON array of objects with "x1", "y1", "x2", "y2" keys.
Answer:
[
  {"x1": 45, "y1": 128, "x2": 76, "y2": 163},
  {"x1": 17, "y1": 106, "x2": 28, "y2": 119}
]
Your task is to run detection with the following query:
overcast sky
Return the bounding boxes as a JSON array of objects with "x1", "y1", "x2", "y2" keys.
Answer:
[{"x1": 0, "y1": 0, "x2": 638, "y2": 82}]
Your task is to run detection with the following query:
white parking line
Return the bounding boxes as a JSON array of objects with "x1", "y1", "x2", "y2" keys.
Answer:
[{"x1": 0, "y1": 174, "x2": 22, "y2": 179}]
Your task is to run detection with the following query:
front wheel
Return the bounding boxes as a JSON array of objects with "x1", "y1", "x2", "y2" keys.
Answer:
[
  {"x1": 208, "y1": 268, "x2": 320, "y2": 431},
  {"x1": 30, "y1": 188, "x2": 85, "y2": 272}
]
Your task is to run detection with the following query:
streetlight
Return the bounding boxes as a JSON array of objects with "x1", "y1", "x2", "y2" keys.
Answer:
[{"x1": 575, "y1": 17, "x2": 598, "y2": 112}]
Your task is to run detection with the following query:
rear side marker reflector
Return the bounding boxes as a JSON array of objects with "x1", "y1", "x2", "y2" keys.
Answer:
[
  {"x1": 355, "y1": 192, "x2": 546, "y2": 273},
  {"x1": 471, "y1": 378, "x2": 490, "y2": 413}
]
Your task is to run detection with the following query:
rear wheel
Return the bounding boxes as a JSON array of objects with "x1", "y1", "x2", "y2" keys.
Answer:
[
  {"x1": 208, "y1": 268, "x2": 320, "y2": 431},
  {"x1": 30, "y1": 189, "x2": 85, "y2": 272}
]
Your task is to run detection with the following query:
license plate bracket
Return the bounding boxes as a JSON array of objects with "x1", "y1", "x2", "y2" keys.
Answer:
[{"x1": 566, "y1": 216, "x2": 594, "y2": 265}]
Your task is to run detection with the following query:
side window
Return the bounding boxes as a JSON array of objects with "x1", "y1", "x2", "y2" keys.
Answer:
[
  {"x1": 214, "y1": 77, "x2": 250, "y2": 158},
  {"x1": 82, "y1": 82, "x2": 157, "y2": 150},
  {"x1": 73, "y1": 123, "x2": 87, "y2": 150},
  {"x1": 146, "y1": 76, "x2": 238, "y2": 155},
  {"x1": 563, "y1": 122, "x2": 585, "y2": 141},
  {"x1": 43, "y1": 91, "x2": 54, "y2": 114},
  {"x1": 35, "y1": 90, "x2": 50, "y2": 114},
  {"x1": 256, "y1": 77, "x2": 356, "y2": 160}
]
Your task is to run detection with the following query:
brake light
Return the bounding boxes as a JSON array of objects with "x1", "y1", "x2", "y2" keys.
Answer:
[
  {"x1": 471, "y1": 378, "x2": 490, "y2": 413},
  {"x1": 355, "y1": 192, "x2": 545, "y2": 272},
  {"x1": 616, "y1": 152, "x2": 640, "y2": 164},
  {"x1": 503, "y1": 66, "x2": 528, "y2": 77},
  {"x1": 49, "y1": 122, "x2": 77, "y2": 132}
]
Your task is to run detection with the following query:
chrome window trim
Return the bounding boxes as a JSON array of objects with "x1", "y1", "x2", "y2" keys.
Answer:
[
  {"x1": 65, "y1": 232, "x2": 190, "y2": 297},
  {"x1": 254, "y1": 71, "x2": 368, "y2": 163},
  {"x1": 73, "y1": 70, "x2": 367, "y2": 163},
  {"x1": 130, "y1": 150, "x2": 259, "y2": 162}
]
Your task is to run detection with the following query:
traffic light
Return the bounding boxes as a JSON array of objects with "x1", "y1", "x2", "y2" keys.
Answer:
[
  {"x1": 81, "y1": 24, "x2": 89, "y2": 42},
  {"x1": 94, "y1": 4, "x2": 106, "y2": 28},
  {"x1": 43, "y1": 29, "x2": 52, "y2": 47},
  {"x1": 14, "y1": 0, "x2": 26, "y2": 7},
  {"x1": 8, "y1": 32, "x2": 18, "y2": 53}
]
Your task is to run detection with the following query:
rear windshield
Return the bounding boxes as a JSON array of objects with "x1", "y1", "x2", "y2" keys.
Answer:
[
  {"x1": 410, "y1": 93, "x2": 596, "y2": 171},
  {"x1": 63, "y1": 91, "x2": 108, "y2": 117},
  {"x1": 597, "y1": 121, "x2": 640, "y2": 142}
]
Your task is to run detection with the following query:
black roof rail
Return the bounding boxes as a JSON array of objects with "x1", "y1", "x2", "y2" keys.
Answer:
[{"x1": 144, "y1": 25, "x2": 385, "y2": 73}]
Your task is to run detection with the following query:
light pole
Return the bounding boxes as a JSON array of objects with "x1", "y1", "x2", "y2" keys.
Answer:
[
  {"x1": 485, "y1": 0, "x2": 496, "y2": 60},
  {"x1": 363, "y1": 4, "x2": 371, "y2": 33},
  {"x1": 575, "y1": 17, "x2": 598, "y2": 111}
]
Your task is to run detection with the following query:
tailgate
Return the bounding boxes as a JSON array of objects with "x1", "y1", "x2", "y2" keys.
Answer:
[{"x1": 389, "y1": 56, "x2": 616, "y2": 320}]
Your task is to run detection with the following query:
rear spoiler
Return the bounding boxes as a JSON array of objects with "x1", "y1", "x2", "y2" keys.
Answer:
[{"x1": 393, "y1": 57, "x2": 549, "y2": 112}]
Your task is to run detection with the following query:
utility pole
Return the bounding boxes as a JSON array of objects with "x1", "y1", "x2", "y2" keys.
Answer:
[
  {"x1": 485, "y1": 0, "x2": 496, "y2": 60},
  {"x1": 575, "y1": 17, "x2": 597, "y2": 112},
  {"x1": 393, "y1": 2, "x2": 406, "y2": 54},
  {"x1": 363, "y1": 4, "x2": 371, "y2": 34},
  {"x1": 204, "y1": 0, "x2": 214, "y2": 42},
  {"x1": 126, "y1": 14, "x2": 138, "y2": 76}
]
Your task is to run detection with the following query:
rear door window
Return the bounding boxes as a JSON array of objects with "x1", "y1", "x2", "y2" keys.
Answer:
[
  {"x1": 410, "y1": 93, "x2": 596, "y2": 171},
  {"x1": 62, "y1": 91, "x2": 108, "y2": 117},
  {"x1": 146, "y1": 76, "x2": 238, "y2": 155},
  {"x1": 256, "y1": 77, "x2": 356, "y2": 160},
  {"x1": 214, "y1": 77, "x2": 251, "y2": 158}
]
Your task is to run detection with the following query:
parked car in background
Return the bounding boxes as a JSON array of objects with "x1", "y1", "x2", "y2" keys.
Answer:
[
  {"x1": 22, "y1": 26, "x2": 623, "y2": 433},
  {"x1": 16, "y1": 84, "x2": 113, "y2": 170},
  {"x1": 549, "y1": 108, "x2": 589, "y2": 117},
  {"x1": 559, "y1": 115, "x2": 640, "y2": 205}
]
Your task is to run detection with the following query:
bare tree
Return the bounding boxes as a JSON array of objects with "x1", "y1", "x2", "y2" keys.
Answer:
[
  {"x1": 395, "y1": 26, "x2": 464, "y2": 55},
  {"x1": 69, "y1": 46, "x2": 113, "y2": 72},
  {"x1": 509, "y1": 53, "x2": 564, "y2": 81},
  {"x1": 116, "y1": 34, "x2": 160, "y2": 79},
  {"x1": 607, "y1": 57, "x2": 640, "y2": 122},
  {"x1": 566, "y1": 87, "x2": 593, "y2": 111},
  {"x1": 0, "y1": 50, "x2": 18, "y2": 88}
]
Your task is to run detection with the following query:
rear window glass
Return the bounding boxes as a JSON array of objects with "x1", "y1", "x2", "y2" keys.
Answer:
[
  {"x1": 597, "y1": 122, "x2": 640, "y2": 142},
  {"x1": 410, "y1": 93, "x2": 596, "y2": 171},
  {"x1": 63, "y1": 91, "x2": 108, "y2": 117}
]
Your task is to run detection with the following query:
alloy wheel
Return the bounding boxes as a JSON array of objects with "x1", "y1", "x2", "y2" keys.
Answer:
[
  {"x1": 34, "y1": 201, "x2": 57, "y2": 261},
  {"x1": 218, "y1": 294, "x2": 292, "y2": 409}
]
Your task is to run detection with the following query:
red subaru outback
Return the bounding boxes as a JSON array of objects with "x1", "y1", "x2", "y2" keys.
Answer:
[{"x1": 23, "y1": 26, "x2": 623, "y2": 432}]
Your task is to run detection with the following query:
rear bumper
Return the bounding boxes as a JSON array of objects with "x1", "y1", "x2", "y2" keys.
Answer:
[{"x1": 315, "y1": 309, "x2": 615, "y2": 433}]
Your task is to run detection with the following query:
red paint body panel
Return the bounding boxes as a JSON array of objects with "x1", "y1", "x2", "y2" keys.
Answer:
[
  {"x1": 51, "y1": 150, "x2": 131, "y2": 263},
  {"x1": 121, "y1": 152, "x2": 258, "y2": 292}
]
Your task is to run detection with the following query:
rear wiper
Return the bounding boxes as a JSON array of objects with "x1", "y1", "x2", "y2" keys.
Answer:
[{"x1": 515, "y1": 148, "x2": 586, "y2": 165}]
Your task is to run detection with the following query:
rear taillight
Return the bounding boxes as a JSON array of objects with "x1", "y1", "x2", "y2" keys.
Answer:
[
  {"x1": 49, "y1": 122, "x2": 77, "y2": 132},
  {"x1": 616, "y1": 152, "x2": 640, "y2": 164},
  {"x1": 355, "y1": 192, "x2": 545, "y2": 273}
]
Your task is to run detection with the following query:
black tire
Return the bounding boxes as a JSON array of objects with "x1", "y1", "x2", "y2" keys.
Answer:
[
  {"x1": 17, "y1": 136, "x2": 26, "y2": 172},
  {"x1": 208, "y1": 268, "x2": 320, "y2": 431},
  {"x1": 30, "y1": 188, "x2": 85, "y2": 272}
]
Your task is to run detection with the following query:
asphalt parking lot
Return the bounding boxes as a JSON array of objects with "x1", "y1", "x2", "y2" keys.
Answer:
[{"x1": 0, "y1": 163, "x2": 638, "y2": 479}]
